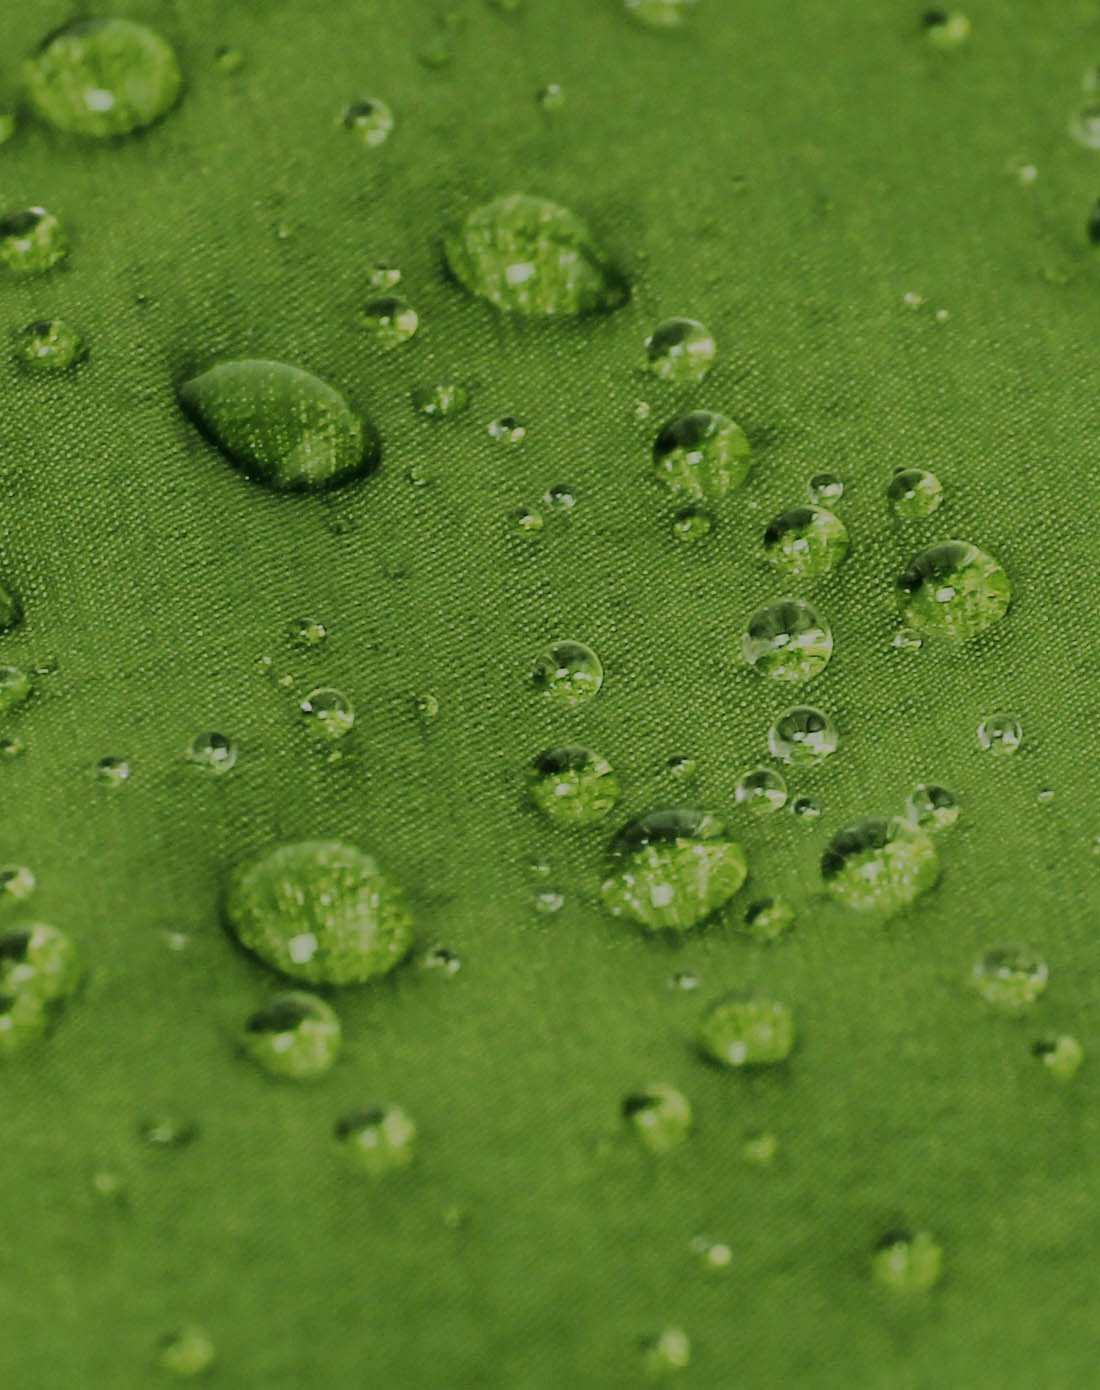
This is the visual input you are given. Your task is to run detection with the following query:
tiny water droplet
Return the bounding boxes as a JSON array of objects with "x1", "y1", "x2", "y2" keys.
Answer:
[
  {"x1": 0, "y1": 208, "x2": 67, "y2": 274},
  {"x1": 214, "y1": 44, "x2": 244, "y2": 73},
  {"x1": 972, "y1": 945, "x2": 1047, "y2": 1010},
  {"x1": 14, "y1": 318, "x2": 86, "y2": 371},
  {"x1": 543, "y1": 482, "x2": 576, "y2": 511},
  {"x1": 653, "y1": 411, "x2": 751, "y2": 502},
  {"x1": 300, "y1": 687, "x2": 355, "y2": 740},
  {"x1": 891, "y1": 626, "x2": 924, "y2": 652},
  {"x1": 156, "y1": 1326, "x2": 216, "y2": 1377},
  {"x1": 411, "y1": 381, "x2": 469, "y2": 418},
  {"x1": 336, "y1": 1106, "x2": 417, "y2": 1175},
  {"x1": 528, "y1": 746, "x2": 620, "y2": 825},
  {"x1": 699, "y1": 993, "x2": 795, "y2": 1068},
  {"x1": 871, "y1": 1229, "x2": 943, "y2": 1293},
  {"x1": 532, "y1": 640, "x2": 603, "y2": 706},
  {"x1": 743, "y1": 599, "x2": 833, "y2": 683},
  {"x1": 735, "y1": 767, "x2": 788, "y2": 816},
  {"x1": 360, "y1": 295, "x2": 418, "y2": 348},
  {"x1": 897, "y1": 541, "x2": 1011, "y2": 639},
  {"x1": 905, "y1": 783, "x2": 959, "y2": 831},
  {"x1": 1033, "y1": 1035, "x2": 1083, "y2": 1081},
  {"x1": 90, "y1": 1168, "x2": 126, "y2": 1201},
  {"x1": 633, "y1": 399, "x2": 652, "y2": 420},
  {"x1": 367, "y1": 262, "x2": 402, "y2": 291},
  {"x1": 140, "y1": 1115, "x2": 199, "y2": 1149},
  {"x1": 291, "y1": 617, "x2": 327, "y2": 647},
  {"x1": 533, "y1": 885, "x2": 566, "y2": 915},
  {"x1": 691, "y1": 1235, "x2": 733, "y2": 1269},
  {"x1": 768, "y1": 706, "x2": 838, "y2": 766},
  {"x1": 977, "y1": 711, "x2": 1022, "y2": 756},
  {"x1": 342, "y1": 97, "x2": 395, "y2": 147},
  {"x1": 0, "y1": 735, "x2": 26, "y2": 759},
  {"x1": 822, "y1": 817, "x2": 939, "y2": 914},
  {"x1": 665, "y1": 754, "x2": 698, "y2": 781},
  {"x1": 671, "y1": 505, "x2": 713, "y2": 542},
  {"x1": 762, "y1": 506, "x2": 849, "y2": 579},
  {"x1": 96, "y1": 756, "x2": 131, "y2": 787},
  {"x1": 645, "y1": 318, "x2": 716, "y2": 385},
  {"x1": 0, "y1": 666, "x2": 32, "y2": 715},
  {"x1": 415, "y1": 692, "x2": 440, "y2": 721},
  {"x1": 421, "y1": 946, "x2": 461, "y2": 975},
  {"x1": 790, "y1": 795, "x2": 821, "y2": 821},
  {"x1": 743, "y1": 897, "x2": 796, "y2": 941},
  {"x1": 242, "y1": 992, "x2": 342, "y2": 1080},
  {"x1": 163, "y1": 930, "x2": 190, "y2": 952},
  {"x1": 742, "y1": 1130, "x2": 779, "y2": 1165},
  {"x1": 624, "y1": 0, "x2": 700, "y2": 29},
  {"x1": 186, "y1": 731, "x2": 237, "y2": 775},
  {"x1": 640, "y1": 1327, "x2": 692, "y2": 1375},
  {"x1": 887, "y1": 467, "x2": 943, "y2": 518},
  {"x1": 922, "y1": 9, "x2": 970, "y2": 47},
  {"x1": 510, "y1": 504, "x2": 544, "y2": 534},
  {"x1": 1070, "y1": 102, "x2": 1100, "y2": 149},
  {"x1": 488, "y1": 415, "x2": 526, "y2": 444},
  {"x1": 537, "y1": 83, "x2": 566, "y2": 110},
  {"x1": 808, "y1": 472, "x2": 843, "y2": 504},
  {"x1": 669, "y1": 969, "x2": 700, "y2": 991},
  {"x1": 0, "y1": 865, "x2": 35, "y2": 903},
  {"x1": 1036, "y1": 786, "x2": 1055, "y2": 805},
  {"x1": 622, "y1": 1083, "x2": 693, "y2": 1153}
]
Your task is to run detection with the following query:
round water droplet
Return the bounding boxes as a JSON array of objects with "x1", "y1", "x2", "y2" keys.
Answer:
[
  {"x1": 699, "y1": 993, "x2": 795, "y2": 1068},
  {"x1": 360, "y1": 295, "x2": 418, "y2": 348},
  {"x1": 640, "y1": 1327, "x2": 692, "y2": 1375},
  {"x1": 537, "y1": 82, "x2": 566, "y2": 110},
  {"x1": 977, "y1": 711, "x2": 1022, "y2": 756},
  {"x1": 242, "y1": 991, "x2": 342, "y2": 1081},
  {"x1": 653, "y1": 411, "x2": 751, "y2": 503},
  {"x1": 905, "y1": 783, "x2": 959, "y2": 831},
  {"x1": 887, "y1": 467, "x2": 943, "y2": 518},
  {"x1": 96, "y1": 755, "x2": 131, "y2": 786},
  {"x1": 444, "y1": 193, "x2": 629, "y2": 316},
  {"x1": 225, "y1": 839, "x2": 413, "y2": 985},
  {"x1": 488, "y1": 415, "x2": 526, "y2": 444},
  {"x1": 215, "y1": 45, "x2": 245, "y2": 73},
  {"x1": 367, "y1": 262, "x2": 401, "y2": 291},
  {"x1": 671, "y1": 505, "x2": 713, "y2": 542},
  {"x1": 300, "y1": 687, "x2": 355, "y2": 740},
  {"x1": 600, "y1": 809, "x2": 748, "y2": 931},
  {"x1": 415, "y1": 692, "x2": 440, "y2": 721},
  {"x1": 821, "y1": 817, "x2": 939, "y2": 914},
  {"x1": 336, "y1": 1106, "x2": 417, "y2": 1175},
  {"x1": 0, "y1": 923, "x2": 82, "y2": 1003},
  {"x1": 14, "y1": 318, "x2": 86, "y2": 372},
  {"x1": 140, "y1": 1115, "x2": 199, "y2": 1149},
  {"x1": 532, "y1": 640, "x2": 603, "y2": 707},
  {"x1": 528, "y1": 746, "x2": 620, "y2": 826},
  {"x1": 624, "y1": 0, "x2": 700, "y2": 28},
  {"x1": 0, "y1": 865, "x2": 35, "y2": 902},
  {"x1": 342, "y1": 97, "x2": 394, "y2": 147},
  {"x1": 1033, "y1": 1035, "x2": 1083, "y2": 1081},
  {"x1": 543, "y1": 482, "x2": 577, "y2": 511},
  {"x1": 0, "y1": 666, "x2": 32, "y2": 716},
  {"x1": 411, "y1": 381, "x2": 469, "y2": 419},
  {"x1": 645, "y1": 318, "x2": 716, "y2": 385},
  {"x1": 691, "y1": 1235, "x2": 733, "y2": 1270},
  {"x1": 666, "y1": 754, "x2": 698, "y2": 781},
  {"x1": 622, "y1": 1083, "x2": 692, "y2": 1153},
  {"x1": 186, "y1": 731, "x2": 237, "y2": 775},
  {"x1": 1069, "y1": 102, "x2": 1100, "y2": 148},
  {"x1": 178, "y1": 359, "x2": 379, "y2": 493},
  {"x1": 743, "y1": 599, "x2": 833, "y2": 683},
  {"x1": 871, "y1": 1230, "x2": 943, "y2": 1293},
  {"x1": 742, "y1": 1130, "x2": 779, "y2": 1165},
  {"x1": 0, "y1": 208, "x2": 67, "y2": 274},
  {"x1": 768, "y1": 706, "x2": 838, "y2": 766},
  {"x1": 155, "y1": 1326, "x2": 216, "y2": 1378},
  {"x1": 971, "y1": 945, "x2": 1047, "y2": 1010},
  {"x1": 743, "y1": 897, "x2": 796, "y2": 941},
  {"x1": 808, "y1": 472, "x2": 843, "y2": 504},
  {"x1": 735, "y1": 767, "x2": 788, "y2": 816},
  {"x1": 762, "y1": 506, "x2": 849, "y2": 579},
  {"x1": 532, "y1": 885, "x2": 566, "y2": 915},
  {"x1": 896, "y1": 541, "x2": 1011, "y2": 640},
  {"x1": 922, "y1": 9, "x2": 970, "y2": 47},
  {"x1": 291, "y1": 617, "x2": 327, "y2": 647},
  {"x1": 24, "y1": 19, "x2": 182, "y2": 138}
]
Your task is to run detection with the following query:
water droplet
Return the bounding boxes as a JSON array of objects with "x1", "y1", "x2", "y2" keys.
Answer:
[
  {"x1": 0, "y1": 735, "x2": 25, "y2": 759},
  {"x1": 140, "y1": 1115, "x2": 199, "y2": 1149},
  {"x1": 742, "y1": 1130, "x2": 779, "y2": 1165},
  {"x1": 342, "y1": 97, "x2": 394, "y2": 147},
  {"x1": 743, "y1": 897, "x2": 796, "y2": 941},
  {"x1": 624, "y1": 0, "x2": 700, "y2": 29},
  {"x1": 671, "y1": 505, "x2": 713, "y2": 542},
  {"x1": 640, "y1": 1327, "x2": 692, "y2": 1375},
  {"x1": 665, "y1": 754, "x2": 698, "y2": 781},
  {"x1": 14, "y1": 318, "x2": 86, "y2": 372},
  {"x1": 0, "y1": 922, "x2": 82, "y2": 1002},
  {"x1": 971, "y1": 945, "x2": 1047, "y2": 1010},
  {"x1": 0, "y1": 865, "x2": 35, "y2": 902},
  {"x1": 242, "y1": 991, "x2": 341, "y2": 1081},
  {"x1": 887, "y1": 467, "x2": 943, "y2": 519},
  {"x1": 891, "y1": 626, "x2": 924, "y2": 652},
  {"x1": 600, "y1": 809, "x2": 748, "y2": 932},
  {"x1": 1032, "y1": 1035, "x2": 1083, "y2": 1081},
  {"x1": 699, "y1": 993, "x2": 795, "y2": 1068},
  {"x1": 735, "y1": 767, "x2": 788, "y2": 816},
  {"x1": 155, "y1": 1326, "x2": 216, "y2": 1377},
  {"x1": 871, "y1": 1229, "x2": 943, "y2": 1293},
  {"x1": 896, "y1": 541, "x2": 1011, "y2": 640},
  {"x1": 532, "y1": 640, "x2": 603, "y2": 707},
  {"x1": 90, "y1": 1168, "x2": 126, "y2": 1202},
  {"x1": 291, "y1": 617, "x2": 327, "y2": 647},
  {"x1": 922, "y1": 9, "x2": 970, "y2": 46},
  {"x1": 644, "y1": 318, "x2": 716, "y2": 385},
  {"x1": 163, "y1": 930, "x2": 190, "y2": 952},
  {"x1": 359, "y1": 295, "x2": 419, "y2": 348},
  {"x1": 0, "y1": 666, "x2": 32, "y2": 716},
  {"x1": 528, "y1": 746, "x2": 620, "y2": 826},
  {"x1": 299, "y1": 687, "x2": 355, "y2": 740},
  {"x1": 768, "y1": 706, "x2": 838, "y2": 766},
  {"x1": 821, "y1": 817, "x2": 939, "y2": 915},
  {"x1": 977, "y1": 712, "x2": 1022, "y2": 756},
  {"x1": 653, "y1": 411, "x2": 751, "y2": 503},
  {"x1": 622, "y1": 1083, "x2": 692, "y2": 1153},
  {"x1": 178, "y1": 360, "x2": 378, "y2": 493},
  {"x1": 532, "y1": 885, "x2": 566, "y2": 915},
  {"x1": 633, "y1": 399, "x2": 652, "y2": 420},
  {"x1": 444, "y1": 193, "x2": 629, "y2": 316},
  {"x1": 367, "y1": 262, "x2": 402, "y2": 291},
  {"x1": 691, "y1": 1235, "x2": 733, "y2": 1269},
  {"x1": 215, "y1": 45, "x2": 245, "y2": 73},
  {"x1": 336, "y1": 1106, "x2": 417, "y2": 1175},
  {"x1": 1037, "y1": 786, "x2": 1055, "y2": 804},
  {"x1": 24, "y1": 20, "x2": 182, "y2": 138},
  {"x1": 1070, "y1": 102, "x2": 1100, "y2": 149},
  {"x1": 488, "y1": 415, "x2": 526, "y2": 444},
  {"x1": 537, "y1": 83, "x2": 566, "y2": 110},
  {"x1": 411, "y1": 381, "x2": 469, "y2": 419},
  {"x1": 905, "y1": 783, "x2": 959, "y2": 831},
  {"x1": 226, "y1": 840, "x2": 413, "y2": 985},
  {"x1": 808, "y1": 472, "x2": 843, "y2": 504},
  {"x1": 543, "y1": 482, "x2": 577, "y2": 512},
  {"x1": 0, "y1": 208, "x2": 68, "y2": 274},
  {"x1": 415, "y1": 692, "x2": 440, "y2": 721},
  {"x1": 762, "y1": 506, "x2": 849, "y2": 579},
  {"x1": 186, "y1": 731, "x2": 237, "y2": 775},
  {"x1": 743, "y1": 599, "x2": 833, "y2": 683},
  {"x1": 790, "y1": 796, "x2": 821, "y2": 821},
  {"x1": 421, "y1": 946, "x2": 461, "y2": 975},
  {"x1": 96, "y1": 756, "x2": 131, "y2": 787},
  {"x1": 669, "y1": 969, "x2": 700, "y2": 991}
]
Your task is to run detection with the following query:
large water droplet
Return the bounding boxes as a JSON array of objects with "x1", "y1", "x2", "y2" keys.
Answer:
[
  {"x1": 444, "y1": 193, "x2": 629, "y2": 316},
  {"x1": 905, "y1": 783, "x2": 959, "y2": 831},
  {"x1": 23, "y1": 20, "x2": 182, "y2": 138},
  {"x1": 360, "y1": 295, "x2": 419, "y2": 348},
  {"x1": 644, "y1": 318, "x2": 716, "y2": 384},
  {"x1": 871, "y1": 1230, "x2": 943, "y2": 1293},
  {"x1": 225, "y1": 840, "x2": 413, "y2": 985},
  {"x1": 653, "y1": 411, "x2": 751, "y2": 502},
  {"x1": 821, "y1": 817, "x2": 939, "y2": 914},
  {"x1": 622, "y1": 1083, "x2": 693, "y2": 1153},
  {"x1": 0, "y1": 208, "x2": 68, "y2": 274},
  {"x1": 299, "y1": 686, "x2": 355, "y2": 740},
  {"x1": 762, "y1": 506, "x2": 848, "y2": 579},
  {"x1": 336, "y1": 1105, "x2": 417, "y2": 1175},
  {"x1": 155, "y1": 1326, "x2": 216, "y2": 1378},
  {"x1": 896, "y1": 541, "x2": 1011, "y2": 639},
  {"x1": 14, "y1": 318, "x2": 86, "y2": 372},
  {"x1": 699, "y1": 993, "x2": 795, "y2": 1068},
  {"x1": 600, "y1": 809, "x2": 747, "y2": 931},
  {"x1": 178, "y1": 359, "x2": 378, "y2": 493},
  {"x1": 624, "y1": 0, "x2": 700, "y2": 28},
  {"x1": 242, "y1": 991, "x2": 342, "y2": 1080},
  {"x1": 971, "y1": 945, "x2": 1047, "y2": 1010},
  {"x1": 528, "y1": 746, "x2": 620, "y2": 825},
  {"x1": 342, "y1": 97, "x2": 394, "y2": 147},
  {"x1": 532, "y1": 640, "x2": 603, "y2": 706},
  {"x1": 887, "y1": 467, "x2": 943, "y2": 518},
  {"x1": 734, "y1": 767, "x2": 787, "y2": 816},
  {"x1": 743, "y1": 599, "x2": 833, "y2": 683},
  {"x1": 977, "y1": 711, "x2": 1022, "y2": 755},
  {"x1": 768, "y1": 705, "x2": 838, "y2": 765},
  {"x1": 186, "y1": 731, "x2": 237, "y2": 774}
]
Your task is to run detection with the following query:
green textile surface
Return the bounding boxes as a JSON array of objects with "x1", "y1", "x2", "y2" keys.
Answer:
[{"x1": 2, "y1": 1, "x2": 1099, "y2": 1386}]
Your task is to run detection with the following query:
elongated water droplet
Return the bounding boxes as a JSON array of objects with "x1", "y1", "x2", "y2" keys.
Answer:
[
  {"x1": 528, "y1": 746, "x2": 620, "y2": 825},
  {"x1": 1033, "y1": 1035, "x2": 1083, "y2": 1080},
  {"x1": 624, "y1": 0, "x2": 700, "y2": 28},
  {"x1": 336, "y1": 1105, "x2": 417, "y2": 1175},
  {"x1": 24, "y1": 20, "x2": 182, "y2": 138},
  {"x1": 762, "y1": 506, "x2": 848, "y2": 579},
  {"x1": 0, "y1": 208, "x2": 68, "y2": 273},
  {"x1": 156, "y1": 1326, "x2": 215, "y2": 1377},
  {"x1": 699, "y1": 993, "x2": 795, "y2": 1068},
  {"x1": 342, "y1": 97, "x2": 394, "y2": 147},
  {"x1": 896, "y1": 540, "x2": 1011, "y2": 639},
  {"x1": 226, "y1": 840, "x2": 413, "y2": 985},
  {"x1": 871, "y1": 1230, "x2": 943, "y2": 1293},
  {"x1": 768, "y1": 705, "x2": 838, "y2": 765},
  {"x1": 977, "y1": 711, "x2": 1022, "y2": 755},
  {"x1": 653, "y1": 411, "x2": 751, "y2": 502},
  {"x1": 532, "y1": 640, "x2": 603, "y2": 706},
  {"x1": 0, "y1": 667, "x2": 32, "y2": 716},
  {"x1": 242, "y1": 991, "x2": 341, "y2": 1080},
  {"x1": 360, "y1": 295, "x2": 418, "y2": 348},
  {"x1": 905, "y1": 783, "x2": 959, "y2": 831},
  {"x1": 622, "y1": 1083, "x2": 692, "y2": 1153},
  {"x1": 743, "y1": 599, "x2": 833, "y2": 683},
  {"x1": 735, "y1": 767, "x2": 787, "y2": 816},
  {"x1": 600, "y1": 809, "x2": 747, "y2": 931},
  {"x1": 971, "y1": 945, "x2": 1047, "y2": 1010},
  {"x1": 300, "y1": 687, "x2": 354, "y2": 739},
  {"x1": 645, "y1": 318, "x2": 716, "y2": 384},
  {"x1": 887, "y1": 467, "x2": 943, "y2": 518},
  {"x1": 186, "y1": 731, "x2": 237, "y2": 774},
  {"x1": 821, "y1": 817, "x2": 939, "y2": 914},
  {"x1": 411, "y1": 381, "x2": 468, "y2": 418},
  {"x1": 178, "y1": 359, "x2": 378, "y2": 493},
  {"x1": 14, "y1": 318, "x2": 86, "y2": 371},
  {"x1": 444, "y1": 193, "x2": 629, "y2": 316}
]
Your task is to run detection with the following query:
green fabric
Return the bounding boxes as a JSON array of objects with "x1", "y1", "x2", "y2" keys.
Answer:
[{"x1": 2, "y1": 1, "x2": 1096, "y2": 1385}]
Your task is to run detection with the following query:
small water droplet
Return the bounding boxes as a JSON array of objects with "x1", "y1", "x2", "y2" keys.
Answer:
[
  {"x1": 690, "y1": 1234, "x2": 733, "y2": 1269},
  {"x1": 0, "y1": 666, "x2": 32, "y2": 716},
  {"x1": 421, "y1": 946, "x2": 462, "y2": 975},
  {"x1": 342, "y1": 97, "x2": 395, "y2": 147},
  {"x1": 808, "y1": 472, "x2": 844, "y2": 504},
  {"x1": 537, "y1": 82, "x2": 566, "y2": 110},
  {"x1": 653, "y1": 411, "x2": 751, "y2": 502},
  {"x1": 897, "y1": 541, "x2": 1011, "y2": 639},
  {"x1": 768, "y1": 706, "x2": 838, "y2": 766},
  {"x1": 367, "y1": 262, "x2": 402, "y2": 291},
  {"x1": 0, "y1": 922, "x2": 82, "y2": 1009},
  {"x1": 411, "y1": 381, "x2": 469, "y2": 418},
  {"x1": 510, "y1": 504, "x2": 544, "y2": 534},
  {"x1": 90, "y1": 1168, "x2": 126, "y2": 1202},
  {"x1": 743, "y1": 897, "x2": 795, "y2": 941},
  {"x1": 644, "y1": 318, "x2": 716, "y2": 385},
  {"x1": 622, "y1": 1083, "x2": 692, "y2": 1153},
  {"x1": 762, "y1": 506, "x2": 849, "y2": 579},
  {"x1": 977, "y1": 711, "x2": 1022, "y2": 756},
  {"x1": 0, "y1": 735, "x2": 25, "y2": 759},
  {"x1": 532, "y1": 640, "x2": 603, "y2": 707},
  {"x1": 1036, "y1": 786, "x2": 1055, "y2": 805},
  {"x1": 1033, "y1": 1035, "x2": 1083, "y2": 1081},
  {"x1": 972, "y1": 945, "x2": 1047, "y2": 1010},
  {"x1": 186, "y1": 731, "x2": 237, "y2": 775},
  {"x1": 743, "y1": 599, "x2": 833, "y2": 683},
  {"x1": 671, "y1": 505, "x2": 713, "y2": 542},
  {"x1": 415, "y1": 692, "x2": 440, "y2": 721},
  {"x1": 0, "y1": 208, "x2": 67, "y2": 274},
  {"x1": 891, "y1": 626, "x2": 924, "y2": 652},
  {"x1": 922, "y1": 9, "x2": 970, "y2": 47},
  {"x1": 871, "y1": 1229, "x2": 943, "y2": 1293},
  {"x1": 887, "y1": 467, "x2": 943, "y2": 519},
  {"x1": 699, "y1": 993, "x2": 795, "y2": 1068},
  {"x1": 0, "y1": 865, "x2": 35, "y2": 903},
  {"x1": 96, "y1": 756, "x2": 131, "y2": 787},
  {"x1": 214, "y1": 44, "x2": 244, "y2": 73},
  {"x1": 543, "y1": 482, "x2": 576, "y2": 511},
  {"x1": 242, "y1": 991, "x2": 342, "y2": 1080},
  {"x1": 488, "y1": 415, "x2": 526, "y2": 444},
  {"x1": 790, "y1": 796, "x2": 821, "y2": 821},
  {"x1": 624, "y1": 0, "x2": 700, "y2": 29},
  {"x1": 532, "y1": 884, "x2": 566, "y2": 915},
  {"x1": 665, "y1": 754, "x2": 698, "y2": 781},
  {"x1": 14, "y1": 318, "x2": 86, "y2": 371},
  {"x1": 336, "y1": 1105, "x2": 417, "y2": 1175},
  {"x1": 742, "y1": 1130, "x2": 779, "y2": 1165},
  {"x1": 359, "y1": 295, "x2": 418, "y2": 348},
  {"x1": 291, "y1": 617, "x2": 327, "y2": 647},
  {"x1": 300, "y1": 687, "x2": 354, "y2": 740},
  {"x1": 226, "y1": 840, "x2": 413, "y2": 984},
  {"x1": 1070, "y1": 102, "x2": 1100, "y2": 149},
  {"x1": 669, "y1": 969, "x2": 700, "y2": 991},
  {"x1": 822, "y1": 817, "x2": 939, "y2": 915},
  {"x1": 905, "y1": 783, "x2": 959, "y2": 831},
  {"x1": 735, "y1": 767, "x2": 788, "y2": 816},
  {"x1": 640, "y1": 1327, "x2": 692, "y2": 1375},
  {"x1": 528, "y1": 746, "x2": 620, "y2": 825},
  {"x1": 163, "y1": 930, "x2": 190, "y2": 952},
  {"x1": 633, "y1": 399, "x2": 652, "y2": 420},
  {"x1": 156, "y1": 1326, "x2": 216, "y2": 1377},
  {"x1": 140, "y1": 1115, "x2": 199, "y2": 1149}
]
